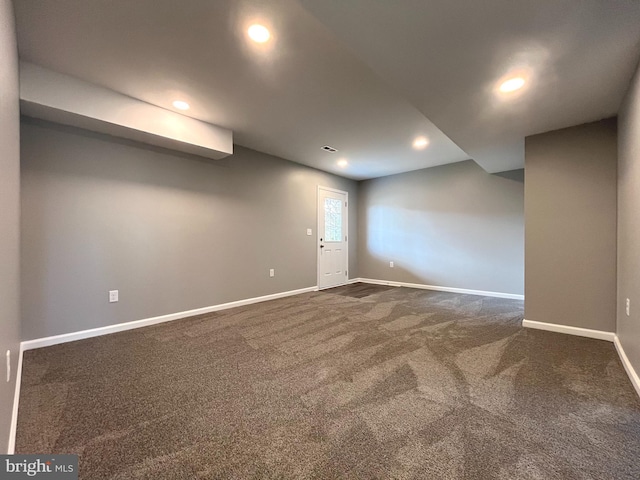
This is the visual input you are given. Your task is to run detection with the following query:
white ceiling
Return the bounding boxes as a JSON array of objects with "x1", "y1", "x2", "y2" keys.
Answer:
[{"x1": 12, "y1": 0, "x2": 640, "y2": 178}]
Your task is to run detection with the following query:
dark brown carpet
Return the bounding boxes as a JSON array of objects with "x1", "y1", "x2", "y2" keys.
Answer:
[
  {"x1": 323, "y1": 282, "x2": 394, "y2": 298},
  {"x1": 16, "y1": 284, "x2": 640, "y2": 479}
]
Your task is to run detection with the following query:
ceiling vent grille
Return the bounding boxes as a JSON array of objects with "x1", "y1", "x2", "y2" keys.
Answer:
[{"x1": 321, "y1": 145, "x2": 338, "y2": 153}]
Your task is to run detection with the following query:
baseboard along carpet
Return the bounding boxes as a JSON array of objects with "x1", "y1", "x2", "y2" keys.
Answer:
[
  {"x1": 324, "y1": 282, "x2": 395, "y2": 298},
  {"x1": 15, "y1": 284, "x2": 640, "y2": 479}
]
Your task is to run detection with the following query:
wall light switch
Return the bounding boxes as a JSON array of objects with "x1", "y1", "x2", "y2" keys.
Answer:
[
  {"x1": 269, "y1": 269, "x2": 275, "y2": 277},
  {"x1": 307, "y1": 228, "x2": 312, "y2": 236},
  {"x1": 390, "y1": 261, "x2": 394, "y2": 268},
  {"x1": 626, "y1": 298, "x2": 630, "y2": 316},
  {"x1": 109, "y1": 290, "x2": 119, "y2": 303}
]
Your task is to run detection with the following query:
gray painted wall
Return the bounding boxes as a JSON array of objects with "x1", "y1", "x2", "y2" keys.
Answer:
[
  {"x1": 0, "y1": 0, "x2": 20, "y2": 453},
  {"x1": 21, "y1": 118, "x2": 358, "y2": 340},
  {"x1": 525, "y1": 119, "x2": 617, "y2": 331},
  {"x1": 618, "y1": 60, "x2": 640, "y2": 374},
  {"x1": 357, "y1": 160, "x2": 524, "y2": 295}
]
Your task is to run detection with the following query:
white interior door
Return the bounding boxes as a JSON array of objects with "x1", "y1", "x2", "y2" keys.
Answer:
[{"x1": 318, "y1": 186, "x2": 348, "y2": 289}]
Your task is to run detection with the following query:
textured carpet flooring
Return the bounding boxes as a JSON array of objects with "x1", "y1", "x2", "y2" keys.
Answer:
[
  {"x1": 323, "y1": 283, "x2": 395, "y2": 298},
  {"x1": 16, "y1": 285, "x2": 640, "y2": 479}
]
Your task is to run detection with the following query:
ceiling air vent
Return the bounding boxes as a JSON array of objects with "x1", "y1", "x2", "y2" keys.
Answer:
[{"x1": 321, "y1": 145, "x2": 338, "y2": 153}]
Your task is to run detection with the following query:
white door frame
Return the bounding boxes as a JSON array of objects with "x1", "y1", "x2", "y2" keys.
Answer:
[{"x1": 317, "y1": 186, "x2": 349, "y2": 289}]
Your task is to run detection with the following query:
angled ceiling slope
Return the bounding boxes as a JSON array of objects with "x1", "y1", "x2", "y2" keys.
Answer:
[
  {"x1": 14, "y1": 1, "x2": 640, "y2": 177},
  {"x1": 301, "y1": 0, "x2": 640, "y2": 172},
  {"x1": 13, "y1": 0, "x2": 469, "y2": 180}
]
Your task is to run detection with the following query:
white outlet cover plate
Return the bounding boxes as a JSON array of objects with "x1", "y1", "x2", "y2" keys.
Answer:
[
  {"x1": 307, "y1": 228, "x2": 312, "y2": 236},
  {"x1": 109, "y1": 290, "x2": 119, "y2": 302}
]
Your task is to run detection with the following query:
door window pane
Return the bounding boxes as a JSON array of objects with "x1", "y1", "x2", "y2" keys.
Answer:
[{"x1": 324, "y1": 198, "x2": 342, "y2": 242}]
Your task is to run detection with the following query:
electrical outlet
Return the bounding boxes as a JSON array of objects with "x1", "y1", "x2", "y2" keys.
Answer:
[
  {"x1": 269, "y1": 269, "x2": 275, "y2": 277},
  {"x1": 6, "y1": 350, "x2": 10, "y2": 382},
  {"x1": 626, "y1": 298, "x2": 630, "y2": 316},
  {"x1": 389, "y1": 261, "x2": 394, "y2": 268},
  {"x1": 109, "y1": 290, "x2": 119, "y2": 303},
  {"x1": 306, "y1": 228, "x2": 312, "y2": 236}
]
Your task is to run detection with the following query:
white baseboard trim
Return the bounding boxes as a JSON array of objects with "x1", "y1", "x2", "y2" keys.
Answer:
[
  {"x1": 355, "y1": 278, "x2": 524, "y2": 300},
  {"x1": 10, "y1": 283, "x2": 638, "y2": 452},
  {"x1": 522, "y1": 320, "x2": 638, "y2": 398},
  {"x1": 614, "y1": 336, "x2": 640, "y2": 398},
  {"x1": 21, "y1": 286, "x2": 318, "y2": 351},
  {"x1": 7, "y1": 343, "x2": 24, "y2": 454},
  {"x1": 316, "y1": 278, "x2": 364, "y2": 290},
  {"x1": 522, "y1": 319, "x2": 616, "y2": 342},
  {"x1": 9, "y1": 285, "x2": 319, "y2": 452}
]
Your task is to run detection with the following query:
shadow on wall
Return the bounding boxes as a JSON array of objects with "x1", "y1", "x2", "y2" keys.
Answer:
[
  {"x1": 20, "y1": 117, "x2": 359, "y2": 340},
  {"x1": 361, "y1": 162, "x2": 524, "y2": 294},
  {"x1": 366, "y1": 206, "x2": 520, "y2": 288},
  {"x1": 493, "y1": 169, "x2": 525, "y2": 183}
]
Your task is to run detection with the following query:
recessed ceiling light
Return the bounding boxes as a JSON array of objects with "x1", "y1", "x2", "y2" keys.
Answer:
[
  {"x1": 248, "y1": 24, "x2": 271, "y2": 43},
  {"x1": 498, "y1": 77, "x2": 526, "y2": 93},
  {"x1": 412, "y1": 136, "x2": 429, "y2": 150},
  {"x1": 172, "y1": 100, "x2": 190, "y2": 111},
  {"x1": 337, "y1": 159, "x2": 348, "y2": 168}
]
